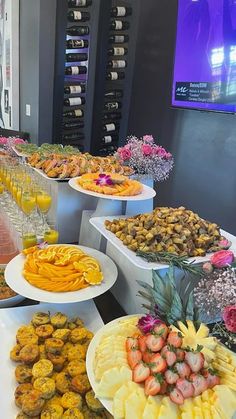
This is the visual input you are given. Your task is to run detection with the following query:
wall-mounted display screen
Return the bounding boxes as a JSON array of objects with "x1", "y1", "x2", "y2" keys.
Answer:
[{"x1": 172, "y1": 0, "x2": 236, "y2": 113}]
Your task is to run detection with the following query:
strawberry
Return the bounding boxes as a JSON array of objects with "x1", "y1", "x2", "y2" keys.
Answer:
[
  {"x1": 127, "y1": 349, "x2": 142, "y2": 369},
  {"x1": 164, "y1": 369, "x2": 179, "y2": 384},
  {"x1": 161, "y1": 345, "x2": 169, "y2": 358},
  {"x1": 133, "y1": 361, "x2": 150, "y2": 383},
  {"x1": 153, "y1": 323, "x2": 169, "y2": 339},
  {"x1": 144, "y1": 374, "x2": 162, "y2": 396},
  {"x1": 176, "y1": 348, "x2": 185, "y2": 361},
  {"x1": 126, "y1": 337, "x2": 138, "y2": 352},
  {"x1": 185, "y1": 351, "x2": 204, "y2": 373},
  {"x1": 150, "y1": 353, "x2": 167, "y2": 373},
  {"x1": 190, "y1": 373, "x2": 208, "y2": 396},
  {"x1": 165, "y1": 350, "x2": 177, "y2": 367},
  {"x1": 159, "y1": 380, "x2": 168, "y2": 395},
  {"x1": 146, "y1": 334, "x2": 165, "y2": 352},
  {"x1": 169, "y1": 387, "x2": 184, "y2": 405},
  {"x1": 142, "y1": 350, "x2": 153, "y2": 364},
  {"x1": 138, "y1": 335, "x2": 147, "y2": 353},
  {"x1": 176, "y1": 378, "x2": 194, "y2": 398},
  {"x1": 167, "y1": 331, "x2": 183, "y2": 348},
  {"x1": 175, "y1": 362, "x2": 191, "y2": 378},
  {"x1": 202, "y1": 369, "x2": 220, "y2": 389}
]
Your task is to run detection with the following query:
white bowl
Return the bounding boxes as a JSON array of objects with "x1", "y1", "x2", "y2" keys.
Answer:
[{"x1": 0, "y1": 264, "x2": 25, "y2": 308}]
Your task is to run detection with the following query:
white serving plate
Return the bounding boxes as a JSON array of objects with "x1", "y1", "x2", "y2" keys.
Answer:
[
  {"x1": 5, "y1": 245, "x2": 118, "y2": 304},
  {"x1": 0, "y1": 301, "x2": 104, "y2": 419},
  {"x1": 69, "y1": 177, "x2": 156, "y2": 201},
  {"x1": 90, "y1": 216, "x2": 236, "y2": 270},
  {"x1": 0, "y1": 264, "x2": 25, "y2": 308},
  {"x1": 32, "y1": 166, "x2": 70, "y2": 181},
  {"x1": 86, "y1": 314, "x2": 138, "y2": 415}
]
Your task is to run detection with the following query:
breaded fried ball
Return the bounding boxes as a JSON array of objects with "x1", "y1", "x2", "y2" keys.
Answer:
[
  {"x1": 32, "y1": 359, "x2": 53, "y2": 379},
  {"x1": 67, "y1": 345, "x2": 85, "y2": 362},
  {"x1": 51, "y1": 312, "x2": 68, "y2": 329},
  {"x1": 33, "y1": 377, "x2": 55, "y2": 399},
  {"x1": 45, "y1": 338, "x2": 64, "y2": 354},
  {"x1": 21, "y1": 389, "x2": 45, "y2": 416},
  {"x1": 32, "y1": 312, "x2": 50, "y2": 327},
  {"x1": 15, "y1": 365, "x2": 32, "y2": 384},
  {"x1": 15, "y1": 383, "x2": 33, "y2": 408},
  {"x1": 40, "y1": 404, "x2": 64, "y2": 419},
  {"x1": 62, "y1": 408, "x2": 84, "y2": 418},
  {"x1": 67, "y1": 360, "x2": 86, "y2": 377},
  {"x1": 61, "y1": 391, "x2": 82, "y2": 409},
  {"x1": 52, "y1": 329, "x2": 70, "y2": 342},
  {"x1": 10, "y1": 344, "x2": 22, "y2": 362},
  {"x1": 55, "y1": 372, "x2": 71, "y2": 394},
  {"x1": 70, "y1": 374, "x2": 91, "y2": 394},
  {"x1": 35, "y1": 324, "x2": 54, "y2": 340},
  {"x1": 85, "y1": 390, "x2": 104, "y2": 413},
  {"x1": 19, "y1": 344, "x2": 39, "y2": 364}
]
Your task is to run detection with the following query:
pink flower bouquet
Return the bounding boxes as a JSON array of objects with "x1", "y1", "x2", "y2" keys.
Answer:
[
  {"x1": 115, "y1": 134, "x2": 174, "y2": 182},
  {"x1": 223, "y1": 306, "x2": 236, "y2": 333}
]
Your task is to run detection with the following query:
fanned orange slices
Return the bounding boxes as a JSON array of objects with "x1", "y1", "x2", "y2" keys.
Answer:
[{"x1": 77, "y1": 173, "x2": 143, "y2": 196}]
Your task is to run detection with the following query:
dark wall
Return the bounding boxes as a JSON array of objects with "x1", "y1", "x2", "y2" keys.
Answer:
[{"x1": 128, "y1": 0, "x2": 236, "y2": 234}]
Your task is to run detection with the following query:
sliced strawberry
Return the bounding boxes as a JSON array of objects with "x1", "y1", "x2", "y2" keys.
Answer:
[
  {"x1": 144, "y1": 374, "x2": 162, "y2": 396},
  {"x1": 142, "y1": 350, "x2": 153, "y2": 364},
  {"x1": 138, "y1": 335, "x2": 147, "y2": 353},
  {"x1": 127, "y1": 349, "x2": 142, "y2": 369},
  {"x1": 185, "y1": 351, "x2": 204, "y2": 373},
  {"x1": 176, "y1": 378, "x2": 194, "y2": 398},
  {"x1": 146, "y1": 334, "x2": 165, "y2": 352},
  {"x1": 167, "y1": 331, "x2": 183, "y2": 348},
  {"x1": 202, "y1": 369, "x2": 220, "y2": 389},
  {"x1": 176, "y1": 348, "x2": 185, "y2": 361},
  {"x1": 164, "y1": 369, "x2": 179, "y2": 384},
  {"x1": 169, "y1": 387, "x2": 184, "y2": 405},
  {"x1": 159, "y1": 380, "x2": 168, "y2": 395},
  {"x1": 153, "y1": 323, "x2": 169, "y2": 339},
  {"x1": 165, "y1": 350, "x2": 177, "y2": 367},
  {"x1": 126, "y1": 337, "x2": 138, "y2": 352},
  {"x1": 150, "y1": 353, "x2": 167, "y2": 373},
  {"x1": 133, "y1": 361, "x2": 150, "y2": 383},
  {"x1": 175, "y1": 362, "x2": 191, "y2": 378},
  {"x1": 190, "y1": 373, "x2": 208, "y2": 396}
]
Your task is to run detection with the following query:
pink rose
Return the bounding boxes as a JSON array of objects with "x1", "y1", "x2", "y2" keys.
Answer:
[
  {"x1": 154, "y1": 146, "x2": 167, "y2": 157},
  {"x1": 164, "y1": 152, "x2": 172, "y2": 159},
  {"x1": 0, "y1": 137, "x2": 7, "y2": 144},
  {"x1": 118, "y1": 147, "x2": 132, "y2": 161},
  {"x1": 143, "y1": 135, "x2": 154, "y2": 143},
  {"x1": 14, "y1": 138, "x2": 25, "y2": 144},
  {"x1": 222, "y1": 306, "x2": 236, "y2": 333},
  {"x1": 142, "y1": 144, "x2": 153, "y2": 156},
  {"x1": 210, "y1": 250, "x2": 234, "y2": 268},
  {"x1": 218, "y1": 239, "x2": 232, "y2": 250}
]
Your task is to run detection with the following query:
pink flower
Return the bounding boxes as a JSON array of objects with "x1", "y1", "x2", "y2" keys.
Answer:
[
  {"x1": 222, "y1": 306, "x2": 236, "y2": 333},
  {"x1": 14, "y1": 138, "x2": 25, "y2": 144},
  {"x1": 142, "y1": 144, "x2": 153, "y2": 156},
  {"x1": 94, "y1": 174, "x2": 113, "y2": 186},
  {"x1": 0, "y1": 137, "x2": 7, "y2": 144},
  {"x1": 154, "y1": 146, "x2": 167, "y2": 157},
  {"x1": 164, "y1": 152, "x2": 172, "y2": 159},
  {"x1": 210, "y1": 250, "x2": 234, "y2": 268},
  {"x1": 218, "y1": 239, "x2": 232, "y2": 250},
  {"x1": 118, "y1": 147, "x2": 132, "y2": 161},
  {"x1": 202, "y1": 262, "x2": 214, "y2": 274},
  {"x1": 143, "y1": 135, "x2": 154, "y2": 143},
  {"x1": 138, "y1": 314, "x2": 162, "y2": 334}
]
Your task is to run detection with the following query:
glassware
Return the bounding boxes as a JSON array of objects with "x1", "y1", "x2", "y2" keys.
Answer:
[
  {"x1": 22, "y1": 222, "x2": 37, "y2": 249},
  {"x1": 43, "y1": 222, "x2": 59, "y2": 244}
]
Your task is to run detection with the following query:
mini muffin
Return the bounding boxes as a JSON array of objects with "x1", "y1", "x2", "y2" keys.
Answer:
[
  {"x1": 16, "y1": 412, "x2": 40, "y2": 419},
  {"x1": 61, "y1": 342, "x2": 74, "y2": 358},
  {"x1": 15, "y1": 383, "x2": 33, "y2": 408},
  {"x1": 61, "y1": 391, "x2": 82, "y2": 410},
  {"x1": 45, "y1": 394, "x2": 62, "y2": 408},
  {"x1": 67, "y1": 345, "x2": 85, "y2": 362},
  {"x1": 19, "y1": 344, "x2": 39, "y2": 364},
  {"x1": 45, "y1": 338, "x2": 64, "y2": 354},
  {"x1": 55, "y1": 372, "x2": 71, "y2": 394},
  {"x1": 67, "y1": 360, "x2": 86, "y2": 377},
  {"x1": 15, "y1": 365, "x2": 33, "y2": 384},
  {"x1": 40, "y1": 404, "x2": 64, "y2": 419},
  {"x1": 21, "y1": 389, "x2": 45, "y2": 416},
  {"x1": 52, "y1": 329, "x2": 70, "y2": 342},
  {"x1": 10, "y1": 344, "x2": 22, "y2": 362},
  {"x1": 70, "y1": 328, "x2": 89, "y2": 344},
  {"x1": 16, "y1": 326, "x2": 38, "y2": 347},
  {"x1": 35, "y1": 324, "x2": 54, "y2": 340},
  {"x1": 67, "y1": 321, "x2": 77, "y2": 331},
  {"x1": 62, "y1": 408, "x2": 84, "y2": 418},
  {"x1": 32, "y1": 312, "x2": 50, "y2": 327},
  {"x1": 33, "y1": 377, "x2": 55, "y2": 399},
  {"x1": 47, "y1": 353, "x2": 66, "y2": 372},
  {"x1": 32, "y1": 360, "x2": 53, "y2": 379},
  {"x1": 70, "y1": 374, "x2": 91, "y2": 394},
  {"x1": 39, "y1": 344, "x2": 47, "y2": 360},
  {"x1": 51, "y1": 313, "x2": 68, "y2": 329},
  {"x1": 85, "y1": 390, "x2": 104, "y2": 413},
  {"x1": 75, "y1": 318, "x2": 84, "y2": 328}
]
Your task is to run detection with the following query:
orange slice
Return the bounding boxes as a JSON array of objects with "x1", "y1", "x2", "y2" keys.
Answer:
[{"x1": 84, "y1": 271, "x2": 103, "y2": 285}]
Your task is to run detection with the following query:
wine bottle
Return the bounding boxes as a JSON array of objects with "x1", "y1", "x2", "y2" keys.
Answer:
[
  {"x1": 104, "y1": 101, "x2": 121, "y2": 111},
  {"x1": 107, "y1": 60, "x2": 127, "y2": 69},
  {"x1": 110, "y1": 20, "x2": 130, "y2": 31},
  {"x1": 63, "y1": 121, "x2": 84, "y2": 130},
  {"x1": 106, "y1": 71, "x2": 125, "y2": 81},
  {"x1": 109, "y1": 35, "x2": 129, "y2": 43},
  {"x1": 68, "y1": 11, "x2": 90, "y2": 22},
  {"x1": 105, "y1": 90, "x2": 123, "y2": 99},
  {"x1": 68, "y1": 0, "x2": 92, "y2": 7},
  {"x1": 98, "y1": 145, "x2": 118, "y2": 156},
  {"x1": 103, "y1": 112, "x2": 122, "y2": 121},
  {"x1": 66, "y1": 39, "x2": 88, "y2": 49},
  {"x1": 63, "y1": 109, "x2": 84, "y2": 118},
  {"x1": 103, "y1": 122, "x2": 120, "y2": 132},
  {"x1": 64, "y1": 97, "x2": 85, "y2": 106},
  {"x1": 67, "y1": 26, "x2": 89, "y2": 36},
  {"x1": 111, "y1": 6, "x2": 132, "y2": 17},
  {"x1": 101, "y1": 134, "x2": 119, "y2": 144},
  {"x1": 108, "y1": 47, "x2": 128, "y2": 56},
  {"x1": 63, "y1": 132, "x2": 84, "y2": 141},
  {"x1": 64, "y1": 84, "x2": 86, "y2": 94},
  {"x1": 66, "y1": 53, "x2": 88, "y2": 62},
  {"x1": 65, "y1": 65, "x2": 87, "y2": 75}
]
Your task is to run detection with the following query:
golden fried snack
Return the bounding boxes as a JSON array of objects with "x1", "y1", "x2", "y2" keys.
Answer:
[
  {"x1": 16, "y1": 326, "x2": 38, "y2": 347},
  {"x1": 51, "y1": 313, "x2": 68, "y2": 329},
  {"x1": 71, "y1": 374, "x2": 91, "y2": 394},
  {"x1": 39, "y1": 345, "x2": 47, "y2": 360},
  {"x1": 35, "y1": 324, "x2": 54, "y2": 340},
  {"x1": 61, "y1": 342, "x2": 74, "y2": 358},
  {"x1": 19, "y1": 344, "x2": 39, "y2": 364},
  {"x1": 62, "y1": 408, "x2": 84, "y2": 418},
  {"x1": 85, "y1": 390, "x2": 104, "y2": 413},
  {"x1": 67, "y1": 360, "x2": 86, "y2": 377},
  {"x1": 32, "y1": 360, "x2": 53, "y2": 379},
  {"x1": 61, "y1": 391, "x2": 83, "y2": 409},
  {"x1": 45, "y1": 394, "x2": 62, "y2": 408},
  {"x1": 82, "y1": 405, "x2": 106, "y2": 419},
  {"x1": 45, "y1": 338, "x2": 64, "y2": 354},
  {"x1": 15, "y1": 365, "x2": 32, "y2": 384},
  {"x1": 47, "y1": 353, "x2": 66, "y2": 372},
  {"x1": 15, "y1": 383, "x2": 33, "y2": 408},
  {"x1": 67, "y1": 345, "x2": 86, "y2": 362},
  {"x1": 16, "y1": 413, "x2": 39, "y2": 419},
  {"x1": 33, "y1": 377, "x2": 55, "y2": 399},
  {"x1": 32, "y1": 312, "x2": 50, "y2": 327},
  {"x1": 52, "y1": 329, "x2": 70, "y2": 342},
  {"x1": 21, "y1": 389, "x2": 45, "y2": 416},
  {"x1": 40, "y1": 404, "x2": 64, "y2": 419},
  {"x1": 55, "y1": 372, "x2": 71, "y2": 394},
  {"x1": 70, "y1": 328, "x2": 93, "y2": 345},
  {"x1": 10, "y1": 344, "x2": 22, "y2": 362}
]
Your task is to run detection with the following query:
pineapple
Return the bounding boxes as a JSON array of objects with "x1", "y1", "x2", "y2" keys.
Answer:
[
  {"x1": 212, "y1": 385, "x2": 236, "y2": 418},
  {"x1": 95, "y1": 357, "x2": 128, "y2": 381},
  {"x1": 180, "y1": 398, "x2": 194, "y2": 418},
  {"x1": 124, "y1": 387, "x2": 146, "y2": 419},
  {"x1": 96, "y1": 366, "x2": 132, "y2": 398},
  {"x1": 113, "y1": 382, "x2": 139, "y2": 419},
  {"x1": 142, "y1": 396, "x2": 162, "y2": 419},
  {"x1": 101, "y1": 323, "x2": 138, "y2": 339},
  {"x1": 213, "y1": 345, "x2": 236, "y2": 391}
]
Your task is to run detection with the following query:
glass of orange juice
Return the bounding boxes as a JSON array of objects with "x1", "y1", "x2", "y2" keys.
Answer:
[
  {"x1": 43, "y1": 222, "x2": 59, "y2": 245},
  {"x1": 22, "y1": 223, "x2": 37, "y2": 250}
]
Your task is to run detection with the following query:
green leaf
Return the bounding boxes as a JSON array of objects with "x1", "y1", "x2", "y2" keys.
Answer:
[{"x1": 185, "y1": 291, "x2": 195, "y2": 320}]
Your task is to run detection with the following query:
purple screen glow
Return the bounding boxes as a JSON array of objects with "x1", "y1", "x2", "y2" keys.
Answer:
[{"x1": 172, "y1": 0, "x2": 236, "y2": 113}]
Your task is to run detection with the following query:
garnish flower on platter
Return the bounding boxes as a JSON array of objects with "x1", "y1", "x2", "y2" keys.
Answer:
[
  {"x1": 94, "y1": 173, "x2": 113, "y2": 186},
  {"x1": 115, "y1": 134, "x2": 174, "y2": 182}
]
